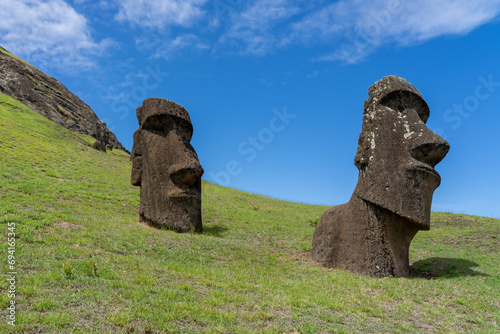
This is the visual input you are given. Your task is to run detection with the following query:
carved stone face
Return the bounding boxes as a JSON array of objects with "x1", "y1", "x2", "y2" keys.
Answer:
[
  {"x1": 92, "y1": 120, "x2": 109, "y2": 152},
  {"x1": 353, "y1": 76, "x2": 449, "y2": 229},
  {"x1": 131, "y1": 98, "x2": 204, "y2": 232}
]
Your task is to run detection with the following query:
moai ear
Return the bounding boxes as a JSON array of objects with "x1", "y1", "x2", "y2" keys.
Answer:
[
  {"x1": 354, "y1": 130, "x2": 370, "y2": 170},
  {"x1": 130, "y1": 130, "x2": 143, "y2": 186},
  {"x1": 131, "y1": 156, "x2": 142, "y2": 186}
]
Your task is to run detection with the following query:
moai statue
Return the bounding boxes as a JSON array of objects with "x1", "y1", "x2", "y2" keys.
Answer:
[
  {"x1": 92, "y1": 120, "x2": 109, "y2": 152},
  {"x1": 131, "y1": 98, "x2": 204, "y2": 232},
  {"x1": 311, "y1": 76, "x2": 450, "y2": 277}
]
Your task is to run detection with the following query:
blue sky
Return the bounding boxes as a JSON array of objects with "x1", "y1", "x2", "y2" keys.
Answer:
[{"x1": 1, "y1": 0, "x2": 500, "y2": 218}]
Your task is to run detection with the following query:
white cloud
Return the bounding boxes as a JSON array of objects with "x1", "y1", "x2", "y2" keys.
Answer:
[
  {"x1": 115, "y1": 1, "x2": 211, "y2": 61},
  {"x1": 391, "y1": 1, "x2": 500, "y2": 42},
  {"x1": 234, "y1": 0, "x2": 301, "y2": 31},
  {"x1": 218, "y1": 0, "x2": 500, "y2": 62},
  {"x1": 293, "y1": 0, "x2": 500, "y2": 63},
  {"x1": 220, "y1": 0, "x2": 303, "y2": 55},
  {"x1": 306, "y1": 70, "x2": 319, "y2": 79},
  {"x1": 5, "y1": 1, "x2": 496, "y2": 69},
  {"x1": 116, "y1": 0, "x2": 208, "y2": 29},
  {"x1": 288, "y1": 1, "x2": 349, "y2": 44},
  {"x1": 152, "y1": 34, "x2": 210, "y2": 60},
  {"x1": 0, "y1": 0, "x2": 115, "y2": 72}
]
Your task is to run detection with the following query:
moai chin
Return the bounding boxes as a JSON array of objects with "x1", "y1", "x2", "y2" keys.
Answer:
[
  {"x1": 311, "y1": 75, "x2": 450, "y2": 277},
  {"x1": 131, "y1": 98, "x2": 204, "y2": 232}
]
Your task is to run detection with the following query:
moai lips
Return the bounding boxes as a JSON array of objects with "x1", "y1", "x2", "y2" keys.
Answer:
[
  {"x1": 131, "y1": 98, "x2": 204, "y2": 232},
  {"x1": 311, "y1": 76, "x2": 449, "y2": 277}
]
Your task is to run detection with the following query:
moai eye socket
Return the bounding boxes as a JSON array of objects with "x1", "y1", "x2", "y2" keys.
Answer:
[
  {"x1": 379, "y1": 90, "x2": 430, "y2": 123},
  {"x1": 142, "y1": 115, "x2": 193, "y2": 141},
  {"x1": 173, "y1": 117, "x2": 193, "y2": 142},
  {"x1": 142, "y1": 115, "x2": 175, "y2": 136}
]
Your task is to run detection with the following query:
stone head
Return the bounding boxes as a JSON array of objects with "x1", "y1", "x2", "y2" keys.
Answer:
[
  {"x1": 96, "y1": 120, "x2": 109, "y2": 141},
  {"x1": 353, "y1": 76, "x2": 449, "y2": 229},
  {"x1": 131, "y1": 98, "x2": 204, "y2": 231},
  {"x1": 92, "y1": 120, "x2": 109, "y2": 152}
]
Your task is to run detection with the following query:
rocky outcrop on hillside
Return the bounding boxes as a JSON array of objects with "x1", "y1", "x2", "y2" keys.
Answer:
[{"x1": 0, "y1": 46, "x2": 127, "y2": 152}]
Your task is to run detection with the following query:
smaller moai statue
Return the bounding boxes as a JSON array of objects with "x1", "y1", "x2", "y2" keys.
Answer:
[
  {"x1": 131, "y1": 98, "x2": 204, "y2": 232},
  {"x1": 311, "y1": 75, "x2": 450, "y2": 277},
  {"x1": 92, "y1": 120, "x2": 109, "y2": 152}
]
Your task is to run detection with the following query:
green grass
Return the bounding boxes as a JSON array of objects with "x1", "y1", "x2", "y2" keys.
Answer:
[
  {"x1": 0, "y1": 47, "x2": 32, "y2": 66},
  {"x1": 0, "y1": 91, "x2": 499, "y2": 333}
]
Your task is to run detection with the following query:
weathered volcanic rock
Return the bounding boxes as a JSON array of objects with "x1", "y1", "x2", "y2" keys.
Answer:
[
  {"x1": 92, "y1": 120, "x2": 109, "y2": 152},
  {"x1": 131, "y1": 98, "x2": 204, "y2": 232},
  {"x1": 311, "y1": 75, "x2": 450, "y2": 277},
  {"x1": 0, "y1": 46, "x2": 126, "y2": 152}
]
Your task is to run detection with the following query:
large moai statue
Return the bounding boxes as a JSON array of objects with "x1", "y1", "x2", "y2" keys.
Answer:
[
  {"x1": 92, "y1": 120, "x2": 109, "y2": 152},
  {"x1": 311, "y1": 76, "x2": 450, "y2": 277},
  {"x1": 131, "y1": 98, "x2": 204, "y2": 232}
]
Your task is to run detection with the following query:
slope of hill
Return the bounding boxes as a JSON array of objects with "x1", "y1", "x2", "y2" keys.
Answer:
[
  {"x1": 0, "y1": 46, "x2": 126, "y2": 152},
  {"x1": 0, "y1": 92, "x2": 499, "y2": 333}
]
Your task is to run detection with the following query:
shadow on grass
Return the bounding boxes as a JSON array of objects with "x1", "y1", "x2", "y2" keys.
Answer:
[
  {"x1": 202, "y1": 224, "x2": 228, "y2": 237},
  {"x1": 410, "y1": 257, "x2": 488, "y2": 279}
]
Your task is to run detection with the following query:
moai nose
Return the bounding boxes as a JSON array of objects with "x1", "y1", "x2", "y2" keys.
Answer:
[
  {"x1": 175, "y1": 167, "x2": 204, "y2": 186},
  {"x1": 170, "y1": 163, "x2": 204, "y2": 186},
  {"x1": 411, "y1": 131, "x2": 450, "y2": 168}
]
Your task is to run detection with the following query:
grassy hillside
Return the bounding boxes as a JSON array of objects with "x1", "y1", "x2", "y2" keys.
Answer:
[
  {"x1": 0, "y1": 47, "x2": 30, "y2": 66},
  {"x1": 0, "y1": 92, "x2": 499, "y2": 333}
]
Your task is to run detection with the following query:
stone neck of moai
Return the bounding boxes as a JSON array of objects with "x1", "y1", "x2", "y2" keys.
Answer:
[
  {"x1": 347, "y1": 195, "x2": 419, "y2": 277},
  {"x1": 140, "y1": 196, "x2": 202, "y2": 233}
]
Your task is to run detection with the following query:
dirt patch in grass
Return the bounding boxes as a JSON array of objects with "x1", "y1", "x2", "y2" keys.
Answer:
[
  {"x1": 137, "y1": 221, "x2": 155, "y2": 229},
  {"x1": 56, "y1": 177, "x2": 74, "y2": 182},
  {"x1": 290, "y1": 250, "x2": 334, "y2": 271}
]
